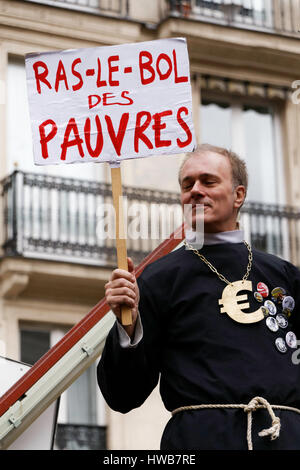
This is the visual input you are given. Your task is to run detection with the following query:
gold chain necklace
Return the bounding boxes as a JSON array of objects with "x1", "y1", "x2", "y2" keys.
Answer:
[
  {"x1": 184, "y1": 240, "x2": 264, "y2": 324},
  {"x1": 183, "y1": 240, "x2": 253, "y2": 285}
]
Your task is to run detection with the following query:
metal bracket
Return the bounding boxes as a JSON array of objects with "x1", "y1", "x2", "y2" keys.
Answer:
[
  {"x1": 81, "y1": 343, "x2": 93, "y2": 357},
  {"x1": 8, "y1": 415, "x2": 21, "y2": 428}
]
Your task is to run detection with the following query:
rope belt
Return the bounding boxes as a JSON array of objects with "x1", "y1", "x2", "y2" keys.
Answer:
[{"x1": 171, "y1": 396, "x2": 300, "y2": 450}]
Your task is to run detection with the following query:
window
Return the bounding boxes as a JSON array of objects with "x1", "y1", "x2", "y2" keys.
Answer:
[
  {"x1": 200, "y1": 93, "x2": 290, "y2": 259},
  {"x1": 7, "y1": 57, "x2": 34, "y2": 175},
  {"x1": 200, "y1": 98, "x2": 285, "y2": 205},
  {"x1": 6, "y1": 56, "x2": 104, "y2": 182},
  {"x1": 19, "y1": 323, "x2": 105, "y2": 433},
  {"x1": 20, "y1": 328, "x2": 50, "y2": 365},
  {"x1": 6, "y1": 57, "x2": 106, "y2": 260},
  {"x1": 193, "y1": 0, "x2": 273, "y2": 28},
  {"x1": 66, "y1": 365, "x2": 99, "y2": 425}
]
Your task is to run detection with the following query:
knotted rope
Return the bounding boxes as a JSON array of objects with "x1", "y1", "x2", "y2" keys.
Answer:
[
  {"x1": 243, "y1": 396, "x2": 281, "y2": 450},
  {"x1": 171, "y1": 396, "x2": 300, "y2": 450}
]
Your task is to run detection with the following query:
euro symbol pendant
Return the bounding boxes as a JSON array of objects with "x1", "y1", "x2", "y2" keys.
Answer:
[{"x1": 218, "y1": 280, "x2": 264, "y2": 324}]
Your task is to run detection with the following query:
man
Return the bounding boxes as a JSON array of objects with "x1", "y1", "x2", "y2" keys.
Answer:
[{"x1": 97, "y1": 144, "x2": 300, "y2": 450}]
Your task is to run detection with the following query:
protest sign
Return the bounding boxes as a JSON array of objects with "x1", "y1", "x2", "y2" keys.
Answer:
[
  {"x1": 25, "y1": 37, "x2": 195, "y2": 164},
  {"x1": 25, "y1": 38, "x2": 196, "y2": 324}
]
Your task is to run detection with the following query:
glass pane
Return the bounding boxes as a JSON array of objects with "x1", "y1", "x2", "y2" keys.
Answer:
[
  {"x1": 7, "y1": 57, "x2": 104, "y2": 182},
  {"x1": 6, "y1": 57, "x2": 34, "y2": 174},
  {"x1": 194, "y1": 1, "x2": 273, "y2": 27},
  {"x1": 243, "y1": 105, "x2": 276, "y2": 204},
  {"x1": 67, "y1": 364, "x2": 97, "y2": 425},
  {"x1": 20, "y1": 329, "x2": 50, "y2": 365},
  {"x1": 200, "y1": 99, "x2": 278, "y2": 205},
  {"x1": 200, "y1": 101, "x2": 232, "y2": 149}
]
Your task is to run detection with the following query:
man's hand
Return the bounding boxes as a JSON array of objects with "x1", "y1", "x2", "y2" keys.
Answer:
[{"x1": 105, "y1": 257, "x2": 140, "y2": 339}]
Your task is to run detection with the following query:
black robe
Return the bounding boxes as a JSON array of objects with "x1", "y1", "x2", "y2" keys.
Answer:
[{"x1": 97, "y1": 243, "x2": 300, "y2": 450}]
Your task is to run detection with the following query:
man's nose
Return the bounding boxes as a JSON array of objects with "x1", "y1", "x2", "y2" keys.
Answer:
[{"x1": 191, "y1": 180, "x2": 205, "y2": 196}]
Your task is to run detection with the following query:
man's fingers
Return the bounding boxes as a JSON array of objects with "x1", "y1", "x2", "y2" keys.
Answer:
[
  {"x1": 127, "y1": 257, "x2": 135, "y2": 274},
  {"x1": 109, "y1": 296, "x2": 136, "y2": 308},
  {"x1": 106, "y1": 286, "x2": 137, "y2": 300},
  {"x1": 111, "y1": 268, "x2": 135, "y2": 283},
  {"x1": 108, "y1": 291, "x2": 137, "y2": 317},
  {"x1": 105, "y1": 262, "x2": 139, "y2": 322},
  {"x1": 105, "y1": 278, "x2": 136, "y2": 291}
]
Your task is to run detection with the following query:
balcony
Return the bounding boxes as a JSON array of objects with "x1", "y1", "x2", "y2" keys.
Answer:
[
  {"x1": 167, "y1": 0, "x2": 300, "y2": 36},
  {"x1": 54, "y1": 423, "x2": 106, "y2": 450},
  {"x1": 21, "y1": 0, "x2": 129, "y2": 17},
  {"x1": 1, "y1": 170, "x2": 300, "y2": 268},
  {"x1": 0, "y1": 170, "x2": 182, "y2": 267},
  {"x1": 19, "y1": 0, "x2": 300, "y2": 36}
]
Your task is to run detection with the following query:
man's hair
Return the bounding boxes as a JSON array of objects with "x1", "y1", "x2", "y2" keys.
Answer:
[{"x1": 178, "y1": 143, "x2": 248, "y2": 196}]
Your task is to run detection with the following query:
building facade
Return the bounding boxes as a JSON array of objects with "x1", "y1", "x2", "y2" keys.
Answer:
[{"x1": 1, "y1": 0, "x2": 300, "y2": 449}]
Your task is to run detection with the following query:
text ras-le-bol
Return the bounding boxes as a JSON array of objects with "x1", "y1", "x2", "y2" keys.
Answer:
[{"x1": 33, "y1": 49, "x2": 188, "y2": 94}]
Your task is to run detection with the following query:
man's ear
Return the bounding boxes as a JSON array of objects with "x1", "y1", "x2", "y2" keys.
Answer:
[{"x1": 233, "y1": 185, "x2": 246, "y2": 210}]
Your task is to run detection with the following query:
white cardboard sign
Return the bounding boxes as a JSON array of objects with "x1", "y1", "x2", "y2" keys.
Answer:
[{"x1": 25, "y1": 38, "x2": 195, "y2": 166}]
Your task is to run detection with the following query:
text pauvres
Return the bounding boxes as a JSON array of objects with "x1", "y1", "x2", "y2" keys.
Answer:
[{"x1": 39, "y1": 106, "x2": 193, "y2": 161}]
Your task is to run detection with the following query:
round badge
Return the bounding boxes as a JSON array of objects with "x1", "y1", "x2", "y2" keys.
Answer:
[
  {"x1": 264, "y1": 300, "x2": 276, "y2": 315},
  {"x1": 271, "y1": 287, "x2": 286, "y2": 303},
  {"x1": 282, "y1": 296, "x2": 295, "y2": 313},
  {"x1": 257, "y1": 282, "x2": 269, "y2": 298},
  {"x1": 276, "y1": 314, "x2": 288, "y2": 329},
  {"x1": 275, "y1": 337, "x2": 287, "y2": 353},
  {"x1": 261, "y1": 306, "x2": 269, "y2": 317},
  {"x1": 266, "y1": 316, "x2": 279, "y2": 332},
  {"x1": 254, "y1": 292, "x2": 263, "y2": 302},
  {"x1": 286, "y1": 331, "x2": 297, "y2": 349}
]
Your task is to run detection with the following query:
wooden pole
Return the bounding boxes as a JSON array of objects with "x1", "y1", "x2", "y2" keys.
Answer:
[{"x1": 110, "y1": 162, "x2": 132, "y2": 326}]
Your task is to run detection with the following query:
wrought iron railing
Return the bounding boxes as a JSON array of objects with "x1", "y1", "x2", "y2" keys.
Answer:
[
  {"x1": 54, "y1": 423, "x2": 106, "y2": 450},
  {"x1": 167, "y1": 0, "x2": 300, "y2": 36},
  {"x1": 22, "y1": 0, "x2": 129, "y2": 17},
  {"x1": 21, "y1": 0, "x2": 300, "y2": 36},
  {"x1": 0, "y1": 170, "x2": 182, "y2": 267},
  {"x1": 240, "y1": 202, "x2": 300, "y2": 266},
  {"x1": 1, "y1": 170, "x2": 300, "y2": 267}
]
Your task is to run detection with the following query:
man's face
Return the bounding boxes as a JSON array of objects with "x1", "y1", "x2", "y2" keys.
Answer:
[{"x1": 180, "y1": 151, "x2": 245, "y2": 233}]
